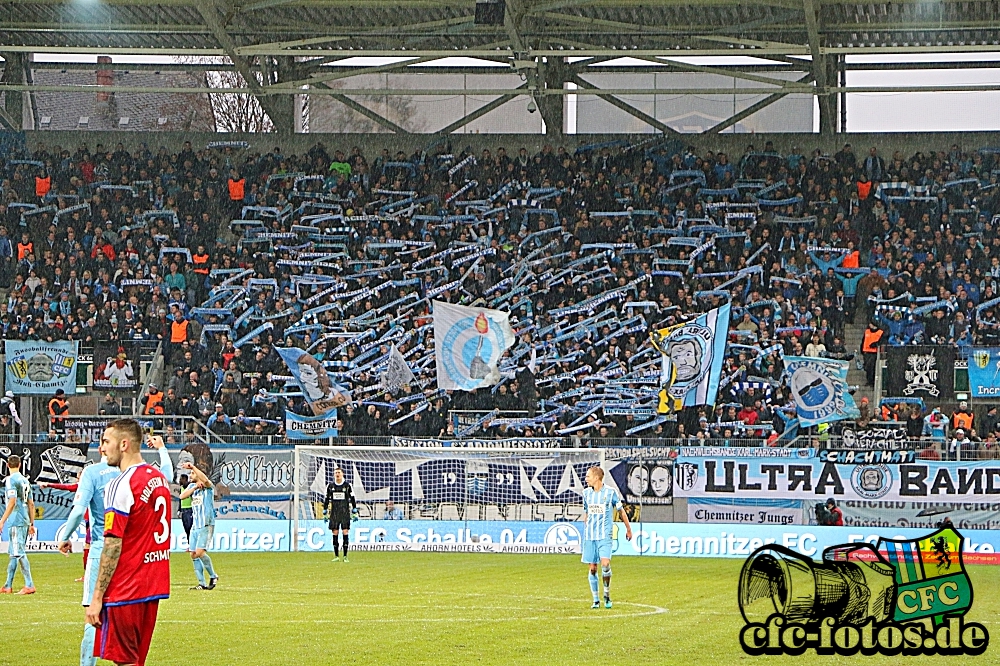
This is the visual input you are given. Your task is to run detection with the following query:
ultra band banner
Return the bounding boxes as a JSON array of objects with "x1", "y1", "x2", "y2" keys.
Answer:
[
  {"x1": 885, "y1": 345, "x2": 955, "y2": 398},
  {"x1": 673, "y1": 453, "x2": 1000, "y2": 503}
]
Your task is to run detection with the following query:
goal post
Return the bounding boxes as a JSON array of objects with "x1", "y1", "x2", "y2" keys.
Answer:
[{"x1": 291, "y1": 446, "x2": 605, "y2": 551}]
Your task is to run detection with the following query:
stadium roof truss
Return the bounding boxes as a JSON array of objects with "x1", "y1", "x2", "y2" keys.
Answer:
[{"x1": 3, "y1": 0, "x2": 1000, "y2": 133}]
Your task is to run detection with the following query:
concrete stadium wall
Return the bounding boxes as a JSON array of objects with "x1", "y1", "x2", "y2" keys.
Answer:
[{"x1": 22, "y1": 130, "x2": 1000, "y2": 159}]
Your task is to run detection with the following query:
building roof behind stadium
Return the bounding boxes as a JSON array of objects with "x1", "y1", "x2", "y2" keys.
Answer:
[
  {"x1": 3, "y1": 0, "x2": 1000, "y2": 134},
  {"x1": 3, "y1": 0, "x2": 999, "y2": 58}
]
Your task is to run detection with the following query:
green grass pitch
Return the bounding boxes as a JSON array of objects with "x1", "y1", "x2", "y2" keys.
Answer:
[{"x1": 1, "y1": 553, "x2": 998, "y2": 665}]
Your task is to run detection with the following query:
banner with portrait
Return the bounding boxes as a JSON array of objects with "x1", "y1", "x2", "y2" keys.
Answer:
[
  {"x1": 617, "y1": 459, "x2": 674, "y2": 505},
  {"x1": 651, "y1": 302, "x2": 731, "y2": 412},
  {"x1": 275, "y1": 346, "x2": 351, "y2": 422},
  {"x1": 783, "y1": 356, "x2": 860, "y2": 426},
  {"x1": 885, "y1": 345, "x2": 955, "y2": 399},
  {"x1": 92, "y1": 342, "x2": 141, "y2": 392},
  {"x1": 968, "y1": 347, "x2": 1000, "y2": 398},
  {"x1": 4, "y1": 340, "x2": 79, "y2": 395}
]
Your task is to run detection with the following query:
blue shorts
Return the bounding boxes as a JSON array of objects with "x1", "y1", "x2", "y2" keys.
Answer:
[
  {"x1": 6, "y1": 525, "x2": 28, "y2": 558},
  {"x1": 189, "y1": 525, "x2": 214, "y2": 552},
  {"x1": 83, "y1": 542, "x2": 103, "y2": 606},
  {"x1": 581, "y1": 538, "x2": 613, "y2": 564}
]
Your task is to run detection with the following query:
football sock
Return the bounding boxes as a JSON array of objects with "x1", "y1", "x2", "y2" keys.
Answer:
[
  {"x1": 4, "y1": 557, "x2": 16, "y2": 588},
  {"x1": 342, "y1": 533, "x2": 349, "y2": 556},
  {"x1": 83, "y1": 548, "x2": 89, "y2": 574},
  {"x1": 333, "y1": 533, "x2": 340, "y2": 557},
  {"x1": 601, "y1": 565, "x2": 611, "y2": 596},
  {"x1": 81, "y1": 623, "x2": 97, "y2": 666},
  {"x1": 200, "y1": 554, "x2": 217, "y2": 579},
  {"x1": 588, "y1": 572, "x2": 600, "y2": 601},
  {"x1": 193, "y1": 558, "x2": 206, "y2": 586},
  {"x1": 18, "y1": 556, "x2": 33, "y2": 588}
]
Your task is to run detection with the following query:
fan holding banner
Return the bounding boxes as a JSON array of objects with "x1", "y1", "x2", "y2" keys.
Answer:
[
  {"x1": 276, "y1": 347, "x2": 352, "y2": 415},
  {"x1": 651, "y1": 303, "x2": 731, "y2": 413},
  {"x1": 276, "y1": 346, "x2": 352, "y2": 439}
]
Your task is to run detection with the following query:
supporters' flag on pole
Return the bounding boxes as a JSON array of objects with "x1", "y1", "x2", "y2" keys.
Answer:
[
  {"x1": 433, "y1": 300, "x2": 515, "y2": 391},
  {"x1": 381, "y1": 344, "x2": 415, "y2": 392},
  {"x1": 783, "y1": 356, "x2": 860, "y2": 426},
  {"x1": 276, "y1": 346, "x2": 352, "y2": 416},
  {"x1": 651, "y1": 302, "x2": 731, "y2": 412}
]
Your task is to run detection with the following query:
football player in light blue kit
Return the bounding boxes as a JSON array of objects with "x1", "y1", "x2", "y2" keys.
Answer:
[
  {"x1": 58, "y1": 434, "x2": 173, "y2": 666},
  {"x1": 180, "y1": 461, "x2": 218, "y2": 590},
  {"x1": 0, "y1": 455, "x2": 35, "y2": 594},
  {"x1": 581, "y1": 466, "x2": 632, "y2": 609}
]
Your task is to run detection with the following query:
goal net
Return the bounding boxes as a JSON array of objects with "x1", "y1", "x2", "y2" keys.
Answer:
[{"x1": 293, "y1": 446, "x2": 604, "y2": 526}]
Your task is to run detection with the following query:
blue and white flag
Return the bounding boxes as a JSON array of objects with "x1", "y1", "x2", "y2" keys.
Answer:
[
  {"x1": 285, "y1": 409, "x2": 339, "y2": 440},
  {"x1": 784, "y1": 356, "x2": 860, "y2": 427},
  {"x1": 968, "y1": 348, "x2": 1000, "y2": 398},
  {"x1": 4, "y1": 340, "x2": 79, "y2": 395},
  {"x1": 381, "y1": 344, "x2": 415, "y2": 392},
  {"x1": 650, "y1": 302, "x2": 731, "y2": 411},
  {"x1": 433, "y1": 300, "x2": 515, "y2": 391},
  {"x1": 276, "y1": 346, "x2": 352, "y2": 416}
]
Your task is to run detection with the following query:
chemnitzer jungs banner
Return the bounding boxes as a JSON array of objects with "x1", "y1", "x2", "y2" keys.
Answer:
[{"x1": 673, "y1": 452, "x2": 1000, "y2": 503}]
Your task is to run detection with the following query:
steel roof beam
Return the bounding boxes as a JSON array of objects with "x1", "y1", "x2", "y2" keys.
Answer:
[
  {"x1": 570, "y1": 75, "x2": 679, "y2": 134},
  {"x1": 318, "y1": 90, "x2": 410, "y2": 133},
  {"x1": 705, "y1": 72, "x2": 813, "y2": 133},
  {"x1": 197, "y1": 1, "x2": 293, "y2": 129},
  {"x1": 629, "y1": 55, "x2": 802, "y2": 88},
  {"x1": 12, "y1": 83, "x2": 1000, "y2": 94},
  {"x1": 434, "y1": 83, "x2": 529, "y2": 134}
]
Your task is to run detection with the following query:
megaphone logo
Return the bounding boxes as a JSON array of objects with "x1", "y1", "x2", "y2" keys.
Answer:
[{"x1": 737, "y1": 528, "x2": 989, "y2": 656}]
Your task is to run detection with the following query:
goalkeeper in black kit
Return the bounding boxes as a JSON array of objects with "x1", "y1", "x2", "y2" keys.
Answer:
[{"x1": 323, "y1": 467, "x2": 358, "y2": 562}]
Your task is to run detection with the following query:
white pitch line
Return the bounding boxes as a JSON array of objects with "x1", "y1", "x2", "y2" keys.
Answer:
[{"x1": 14, "y1": 599, "x2": 668, "y2": 626}]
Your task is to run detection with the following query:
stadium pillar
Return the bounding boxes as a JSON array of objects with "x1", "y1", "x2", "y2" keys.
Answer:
[
  {"x1": 1, "y1": 52, "x2": 26, "y2": 130},
  {"x1": 817, "y1": 58, "x2": 839, "y2": 136},
  {"x1": 266, "y1": 56, "x2": 300, "y2": 134},
  {"x1": 538, "y1": 58, "x2": 567, "y2": 136}
]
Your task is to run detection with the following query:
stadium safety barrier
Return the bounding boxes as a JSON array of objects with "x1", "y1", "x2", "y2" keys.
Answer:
[{"x1": 18, "y1": 442, "x2": 1000, "y2": 562}]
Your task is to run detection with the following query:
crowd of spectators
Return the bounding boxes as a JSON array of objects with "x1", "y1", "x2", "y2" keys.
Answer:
[{"x1": 1, "y1": 136, "x2": 998, "y2": 444}]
